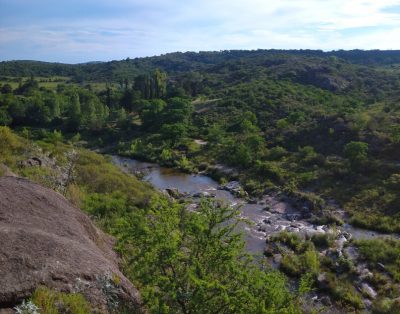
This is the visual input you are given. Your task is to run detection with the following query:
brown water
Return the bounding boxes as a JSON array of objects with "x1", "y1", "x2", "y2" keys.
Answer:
[{"x1": 112, "y1": 156, "x2": 398, "y2": 256}]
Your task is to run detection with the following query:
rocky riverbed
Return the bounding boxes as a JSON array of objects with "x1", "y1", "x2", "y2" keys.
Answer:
[{"x1": 112, "y1": 156, "x2": 395, "y2": 251}]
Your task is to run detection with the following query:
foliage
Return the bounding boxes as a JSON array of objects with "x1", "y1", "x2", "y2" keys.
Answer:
[
  {"x1": 30, "y1": 286, "x2": 91, "y2": 314},
  {"x1": 355, "y1": 238, "x2": 400, "y2": 282},
  {"x1": 98, "y1": 198, "x2": 298, "y2": 313}
]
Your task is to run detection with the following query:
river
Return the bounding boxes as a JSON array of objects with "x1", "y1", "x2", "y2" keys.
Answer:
[{"x1": 111, "y1": 156, "x2": 397, "y2": 257}]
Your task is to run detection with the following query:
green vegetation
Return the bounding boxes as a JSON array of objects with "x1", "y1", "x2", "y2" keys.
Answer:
[
  {"x1": 268, "y1": 231, "x2": 365, "y2": 311},
  {"x1": 30, "y1": 287, "x2": 91, "y2": 314},
  {"x1": 356, "y1": 238, "x2": 400, "y2": 282},
  {"x1": 0, "y1": 127, "x2": 298, "y2": 313}
]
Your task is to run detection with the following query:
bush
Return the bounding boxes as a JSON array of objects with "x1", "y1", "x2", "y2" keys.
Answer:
[
  {"x1": 273, "y1": 231, "x2": 303, "y2": 252},
  {"x1": 322, "y1": 273, "x2": 364, "y2": 310},
  {"x1": 355, "y1": 238, "x2": 400, "y2": 281},
  {"x1": 0, "y1": 126, "x2": 23, "y2": 152},
  {"x1": 280, "y1": 249, "x2": 320, "y2": 276},
  {"x1": 30, "y1": 286, "x2": 91, "y2": 314},
  {"x1": 350, "y1": 213, "x2": 400, "y2": 233},
  {"x1": 311, "y1": 233, "x2": 335, "y2": 249}
]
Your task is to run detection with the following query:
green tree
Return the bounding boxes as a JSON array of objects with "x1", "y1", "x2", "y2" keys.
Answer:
[
  {"x1": 67, "y1": 92, "x2": 82, "y2": 130},
  {"x1": 110, "y1": 198, "x2": 297, "y2": 313},
  {"x1": 0, "y1": 108, "x2": 12, "y2": 125},
  {"x1": 161, "y1": 123, "x2": 187, "y2": 144},
  {"x1": 140, "y1": 99, "x2": 166, "y2": 130},
  {"x1": 343, "y1": 141, "x2": 369, "y2": 167}
]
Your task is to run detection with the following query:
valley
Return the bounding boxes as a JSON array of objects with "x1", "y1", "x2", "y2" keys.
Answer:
[{"x1": 2, "y1": 49, "x2": 400, "y2": 312}]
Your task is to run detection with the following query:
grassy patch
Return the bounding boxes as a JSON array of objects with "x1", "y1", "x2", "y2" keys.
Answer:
[{"x1": 31, "y1": 286, "x2": 91, "y2": 314}]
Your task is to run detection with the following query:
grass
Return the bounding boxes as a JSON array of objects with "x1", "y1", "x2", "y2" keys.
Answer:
[
  {"x1": 355, "y1": 238, "x2": 400, "y2": 282},
  {"x1": 31, "y1": 286, "x2": 91, "y2": 314},
  {"x1": 0, "y1": 76, "x2": 116, "y2": 91}
]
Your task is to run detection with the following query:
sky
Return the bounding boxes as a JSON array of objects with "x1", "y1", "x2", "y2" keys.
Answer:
[{"x1": 1, "y1": 0, "x2": 400, "y2": 63}]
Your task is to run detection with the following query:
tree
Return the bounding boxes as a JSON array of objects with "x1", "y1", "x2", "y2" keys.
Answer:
[
  {"x1": 27, "y1": 95, "x2": 52, "y2": 125},
  {"x1": 161, "y1": 123, "x2": 187, "y2": 144},
  {"x1": 343, "y1": 141, "x2": 368, "y2": 166},
  {"x1": 0, "y1": 84, "x2": 13, "y2": 94},
  {"x1": 112, "y1": 198, "x2": 297, "y2": 313},
  {"x1": 140, "y1": 99, "x2": 166, "y2": 130},
  {"x1": 134, "y1": 69, "x2": 167, "y2": 99},
  {"x1": 44, "y1": 94, "x2": 61, "y2": 119},
  {"x1": 67, "y1": 92, "x2": 82, "y2": 130},
  {"x1": 153, "y1": 69, "x2": 167, "y2": 98},
  {"x1": 162, "y1": 97, "x2": 193, "y2": 125},
  {"x1": 0, "y1": 108, "x2": 12, "y2": 125}
]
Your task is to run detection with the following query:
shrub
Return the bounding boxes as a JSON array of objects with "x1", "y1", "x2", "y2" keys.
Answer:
[
  {"x1": 355, "y1": 238, "x2": 400, "y2": 281},
  {"x1": 323, "y1": 273, "x2": 364, "y2": 310},
  {"x1": 0, "y1": 126, "x2": 23, "y2": 152},
  {"x1": 30, "y1": 286, "x2": 91, "y2": 314},
  {"x1": 311, "y1": 233, "x2": 335, "y2": 249},
  {"x1": 273, "y1": 231, "x2": 303, "y2": 252}
]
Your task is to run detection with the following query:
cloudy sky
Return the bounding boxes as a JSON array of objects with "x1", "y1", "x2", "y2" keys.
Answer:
[{"x1": 1, "y1": 0, "x2": 400, "y2": 63}]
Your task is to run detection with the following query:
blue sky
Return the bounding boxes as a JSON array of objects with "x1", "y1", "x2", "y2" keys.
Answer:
[{"x1": 1, "y1": 0, "x2": 400, "y2": 63}]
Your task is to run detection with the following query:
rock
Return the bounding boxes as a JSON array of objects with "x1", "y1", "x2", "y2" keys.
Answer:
[
  {"x1": 361, "y1": 283, "x2": 377, "y2": 299},
  {"x1": 186, "y1": 203, "x2": 198, "y2": 211},
  {"x1": 0, "y1": 176, "x2": 144, "y2": 313},
  {"x1": 301, "y1": 206, "x2": 310, "y2": 212},
  {"x1": 364, "y1": 299, "x2": 373, "y2": 308},
  {"x1": 0, "y1": 164, "x2": 16, "y2": 177},
  {"x1": 317, "y1": 273, "x2": 329, "y2": 290},
  {"x1": 377, "y1": 262, "x2": 386, "y2": 271},
  {"x1": 301, "y1": 212, "x2": 312, "y2": 219},
  {"x1": 270, "y1": 207, "x2": 280, "y2": 214},
  {"x1": 18, "y1": 157, "x2": 42, "y2": 168},
  {"x1": 248, "y1": 198, "x2": 258, "y2": 204},
  {"x1": 335, "y1": 235, "x2": 347, "y2": 251},
  {"x1": 325, "y1": 249, "x2": 339, "y2": 261},
  {"x1": 258, "y1": 225, "x2": 267, "y2": 232},
  {"x1": 342, "y1": 231, "x2": 352, "y2": 240},
  {"x1": 263, "y1": 205, "x2": 271, "y2": 211},
  {"x1": 273, "y1": 254, "x2": 282, "y2": 264},
  {"x1": 290, "y1": 222, "x2": 302, "y2": 228},
  {"x1": 285, "y1": 213, "x2": 301, "y2": 221},
  {"x1": 165, "y1": 188, "x2": 182, "y2": 199},
  {"x1": 264, "y1": 246, "x2": 274, "y2": 257},
  {"x1": 359, "y1": 268, "x2": 373, "y2": 281},
  {"x1": 192, "y1": 191, "x2": 214, "y2": 198},
  {"x1": 219, "y1": 181, "x2": 247, "y2": 197},
  {"x1": 320, "y1": 296, "x2": 332, "y2": 306}
]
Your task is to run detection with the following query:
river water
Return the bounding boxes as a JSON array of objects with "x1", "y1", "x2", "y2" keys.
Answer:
[{"x1": 112, "y1": 156, "x2": 397, "y2": 256}]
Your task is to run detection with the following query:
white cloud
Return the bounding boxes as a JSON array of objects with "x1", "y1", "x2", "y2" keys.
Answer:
[{"x1": 1, "y1": 0, "x2": 400, "y2": 62}]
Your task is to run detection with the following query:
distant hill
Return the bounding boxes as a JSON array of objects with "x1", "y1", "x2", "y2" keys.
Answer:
[{"x1": 2, "y1": 49, "x2": 400, "y2": 83}]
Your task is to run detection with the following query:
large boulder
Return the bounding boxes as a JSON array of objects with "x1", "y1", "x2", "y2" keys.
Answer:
[{"x1": 0, "y1": 176, "x2": 145, "y2": 313}]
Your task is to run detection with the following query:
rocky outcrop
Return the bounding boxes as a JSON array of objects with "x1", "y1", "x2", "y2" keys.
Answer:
[{"x1": 0, "y1": 176, "x2": 145, "y2": 313}]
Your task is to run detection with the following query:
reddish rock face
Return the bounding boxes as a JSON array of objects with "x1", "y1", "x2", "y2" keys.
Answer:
[{"x1": 0, "y1": 176, "x2": 144, "y2": 313}]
